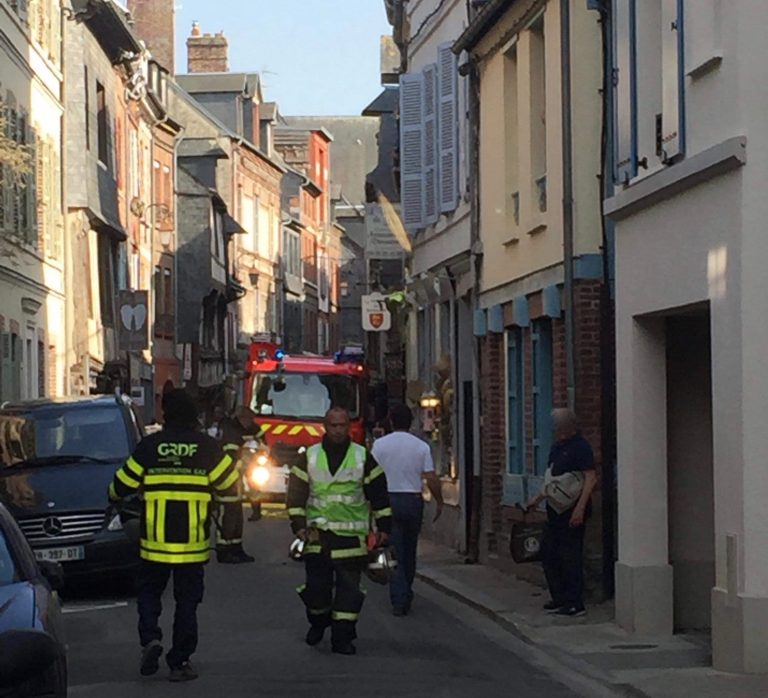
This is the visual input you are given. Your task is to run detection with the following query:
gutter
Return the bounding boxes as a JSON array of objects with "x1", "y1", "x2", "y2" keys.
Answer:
[
  {"x1": 453, "y1": 0, "x2": 517, "y2": 54},
  {"x1": 560, "y1": 0, "x2": 576, "y2": 409}
]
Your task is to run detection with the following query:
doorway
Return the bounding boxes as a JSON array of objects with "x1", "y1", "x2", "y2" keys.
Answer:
[{"x1": 666, "y1": 312, "x2": 714, "y2": 631}]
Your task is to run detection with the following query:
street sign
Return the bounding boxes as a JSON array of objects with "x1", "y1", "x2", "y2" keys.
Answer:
[
  {"x1": 118, "y1": 290, "x2": 149, "y2": 352},
  {"x1": 365, "y1": 203, "x2": 406, "y2": 260},
  {"x1": 362, "y1": 293, "x2": 392, "y2": 332}
]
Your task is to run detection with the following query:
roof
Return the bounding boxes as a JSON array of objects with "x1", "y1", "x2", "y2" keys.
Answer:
[
  {"x1": 252, "y1": 356, "x2": 366, "y2": 376},
  {"x1": 176, "y1": 73, "x2": 262, "y2": 100},
  {"x1": 71, "y1": 0, "x2": 143, "y2": 63},
  {"x1": 261, "y1": 102, "x2": 278, "y2": 121},
  {"x1": 362, "y1": 87, "x2": 398, "y2": 117},
  {"x1": 178, "y1": 138, "x2": 228, "y2": 159},
  {"x1": 0, "y1": 395, "x2": 122, "y2": 411},
  {"x1": 284, "y1": 116, "x2": 380, "y2": 207}
]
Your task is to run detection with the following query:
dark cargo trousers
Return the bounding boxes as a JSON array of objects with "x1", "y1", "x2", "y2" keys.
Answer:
[
  {"x1": 137, "y1": 561, "x2": 205, "y2": 669},
  {"x1": 299, "y1": 552, "x2": 365, "y2": 646}
]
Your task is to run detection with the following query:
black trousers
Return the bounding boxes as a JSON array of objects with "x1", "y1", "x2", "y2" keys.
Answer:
[
  {"x1": 299, "y1": 553, "x2": 365, "y2": 646},
  {"x1": 137, "y1": 561, "x2": 205, "y2": 669},
  {"x1": 541, "y1": 518, "x2": 586, "y2": 608}
]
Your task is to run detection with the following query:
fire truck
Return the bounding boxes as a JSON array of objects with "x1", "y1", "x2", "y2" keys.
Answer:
[{"x1": 239, "y1": 341, "x2": 368, "y2": 505}]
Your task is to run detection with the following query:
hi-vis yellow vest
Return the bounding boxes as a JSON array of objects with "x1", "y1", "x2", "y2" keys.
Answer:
[{"x1": 306, "y1": 443, "x2": 369, "y2": 537}]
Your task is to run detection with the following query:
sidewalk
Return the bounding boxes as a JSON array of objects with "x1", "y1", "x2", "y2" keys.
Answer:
[{"x1": 417, "y1": 539, "x2": 768, "y2": 698}]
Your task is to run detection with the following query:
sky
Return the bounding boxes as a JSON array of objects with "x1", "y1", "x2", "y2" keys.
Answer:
[{"x1": 174, "y1": 0, "x2": 391, "y2": 116}]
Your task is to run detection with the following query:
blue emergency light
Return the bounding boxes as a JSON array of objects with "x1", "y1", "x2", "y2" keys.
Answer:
[{"x1": 275, "y1": 349, "x2": 286, "y2": 361}]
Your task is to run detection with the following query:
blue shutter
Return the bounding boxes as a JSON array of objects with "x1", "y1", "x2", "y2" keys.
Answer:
[
  {"x1": 438, "y1": 42, "x2": 458, "y2": 213},
  {"x1": 661, "y1": 0, "x2": 685, "y2": 162},
  {"x1": 507, "y1": 329, "x2": 525, "y2": 474},
  {"x1": 613, "y1": 0, "x2": 637, "y2": 184},
  {"x1": 531, "y1": 319, "x2": 553, "y2": 476},
  {"x1": 399, "y1": 72, "x2": 425, "y2": 232},
  {"x1": 423, "y1": 63, "x2": 439, "y2": 225}
]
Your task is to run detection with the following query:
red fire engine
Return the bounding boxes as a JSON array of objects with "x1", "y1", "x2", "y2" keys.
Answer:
[{"x1": 240, "y1": 342, "x2": 368, "y2": 503}]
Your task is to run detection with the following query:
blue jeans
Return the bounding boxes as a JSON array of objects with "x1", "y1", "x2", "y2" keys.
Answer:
[{"x1": 389, "y1": 493, "x2": 424, "y2": 610}]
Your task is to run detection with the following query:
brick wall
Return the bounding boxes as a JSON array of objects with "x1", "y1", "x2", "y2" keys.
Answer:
[
  {"x1": 127, "y1": 0, "x2": 175, "y2": 74},
  {"x1": 187, "y1": 27, "x2": 228, "y2": 74}
]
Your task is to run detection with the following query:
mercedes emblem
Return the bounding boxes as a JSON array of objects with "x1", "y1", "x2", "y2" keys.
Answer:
[{"x1": 42, "y1": 517, "x2": 64, "y2": 537}]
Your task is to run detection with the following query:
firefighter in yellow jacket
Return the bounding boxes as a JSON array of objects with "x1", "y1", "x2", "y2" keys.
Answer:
[
  {"x1": 109, "y1": 389, "x2": 239, "y2": 683},
  {"x1": 287, "y1": 407, "x2": 392, "y2": 655}
]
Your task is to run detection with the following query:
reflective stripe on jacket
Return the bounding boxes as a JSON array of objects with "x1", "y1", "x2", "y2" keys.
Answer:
[
  {"x1": 109, "y1": 428, "x2": 238, "y2": 564},
  {"x1": 305, "y1": 443, "x2": 369, "y2": 537}
]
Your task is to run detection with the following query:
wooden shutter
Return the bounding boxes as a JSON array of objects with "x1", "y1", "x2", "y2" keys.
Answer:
[
  {"x1": 423, "y1": 63, "x2": 439, "y2": 225},
  {"x1": 614, "y1": 0, "x2": 637, "y2": 183},
  {"x1": 25, "y1": 119, "x2": 36, "y2": 246},
  {"x1": 399, "y1": 72, "x2": 424, "y2": 233},
  {"x1": 661, "y1": 0, "x2": 685, "y2": 162},
  {"x1": 35, "y1": 135, "x2": 45, "y2": 251},
  {"x1": 438, "y1": 42, "x2": 458, "y2": 213}
]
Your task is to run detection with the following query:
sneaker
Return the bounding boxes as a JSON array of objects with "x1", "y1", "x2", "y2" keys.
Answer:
[
  {"x1": 331, "y1": 642, "x2": 357, "y2": 656},
  {"x1": 305, "y1": 626, "x2": 325, "y2": 646},
  {"x1": 543, "y1": 600, "x2": 561, "y2": 613},
  {"x1": 139, "y1": 640, "x2": 163, "y2": 676},
  {"x1": 168, "y1": 662, "x2": 198, "y2": 682},
  {"x1": 554, "y1": 605, "x2": 586, "y2": 617}
]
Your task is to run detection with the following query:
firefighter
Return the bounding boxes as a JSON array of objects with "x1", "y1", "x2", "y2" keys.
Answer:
[
  {"x1": 215, "y1": 406, "x2": 260, "y2": 563},
  {"x1": 108, "y1": 389, "x2": 239, "y2": 682},
  {"x1": 287, "y1": 407, "x2": 392, "y2": 655}
]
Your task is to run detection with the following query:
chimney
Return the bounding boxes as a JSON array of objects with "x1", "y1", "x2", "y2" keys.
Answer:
[
  {"x1": 127, "y1": 0, "x2": 175, "y2": 74},
  {"x1": 187, "y1": 23, "x2": 229, "y2": 73}
]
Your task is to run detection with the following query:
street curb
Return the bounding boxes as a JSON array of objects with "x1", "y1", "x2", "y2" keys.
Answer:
[{"x1": 416, "y1": 569, "x2": 652, "y2": 698}]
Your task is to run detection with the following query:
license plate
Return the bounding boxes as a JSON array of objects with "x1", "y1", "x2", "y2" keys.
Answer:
[{"x1": 34, "y1": 546, "x2": 85, "y2": 562}]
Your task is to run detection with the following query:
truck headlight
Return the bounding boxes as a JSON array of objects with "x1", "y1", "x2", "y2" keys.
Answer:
[
  {"x1": 250, "y1": 466, "x2": 270, "y2": 488},
  {"x1": 256, "y1": 454, "x2": 270, "y2": 467}
]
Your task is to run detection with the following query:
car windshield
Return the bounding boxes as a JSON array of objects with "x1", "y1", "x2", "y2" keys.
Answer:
[
  {"x1": 0, "y1": 530, "x2": 20, "y2": 587},
  {"x1": 0, "y1": 406, "x2": 130, "y2": 469},
  {"x1": 251, "y1": 373, "x2": 360, "y2": 420}
]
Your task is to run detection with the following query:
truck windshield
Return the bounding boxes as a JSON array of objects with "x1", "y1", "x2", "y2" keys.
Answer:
[
  {"x1": 0, "y1": 406, "x2": 131, "y2": 469},
  {"x1": 251, "y1": 373, "x2": 360, "y2": 420}
]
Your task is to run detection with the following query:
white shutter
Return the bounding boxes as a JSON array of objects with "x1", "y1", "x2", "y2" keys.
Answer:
[
  {"x1": 661, "y1": 0, "x2": 684, "y2": 162},
  {"x1": 399, "y1": 72, "x2": 424, "y2": 233},
  {"x1": 423, "y1": 63, "x2": 438, "y2": 225},
  {"x1": 614, "y1": 0, "x2": 636, "y2": 183},
  {"x1": 438, "y1": 42, "x2": 458, "y2": 213}
]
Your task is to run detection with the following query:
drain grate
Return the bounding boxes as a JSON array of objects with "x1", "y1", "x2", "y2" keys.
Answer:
[{"x1": 609, "y1": 643, "x2": 659, "y2": 651}]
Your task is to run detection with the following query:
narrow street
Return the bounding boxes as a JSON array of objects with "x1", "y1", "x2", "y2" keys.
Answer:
[{"x1": 64, "y1": 513, "x2": 582, "y2": 698}]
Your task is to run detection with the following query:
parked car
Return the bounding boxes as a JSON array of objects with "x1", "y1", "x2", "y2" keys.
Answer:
[
  {"x1": 0, "y1": 500, "x2": 66, "y2": 697},
  {"x1": 0, "y1": 395, "x2": 144, "y2": 580}
]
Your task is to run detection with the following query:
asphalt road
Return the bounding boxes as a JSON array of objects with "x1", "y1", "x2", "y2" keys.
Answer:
[{"x1": 62, "y1": 511, "x2": 587, "y2": 698}]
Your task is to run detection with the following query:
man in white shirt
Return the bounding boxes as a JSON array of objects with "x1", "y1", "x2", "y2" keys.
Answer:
[{"x1": 371, "y1": 403, "x2": 443, "y2": 616}]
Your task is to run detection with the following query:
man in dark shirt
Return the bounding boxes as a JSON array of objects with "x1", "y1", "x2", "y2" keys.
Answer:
[
  {"x1": 526, "y1": 408, "x2": 597, "y2": 616},
  {"x1": 287, "y1": 407, "x2": 391, "y2": 655}
]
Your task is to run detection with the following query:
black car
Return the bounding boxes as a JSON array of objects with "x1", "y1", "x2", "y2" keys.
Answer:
[
  {"x1": 0, "y1": 501, "x2": 66, "y2": 697},
  {"x1": 0, "y1": 395, "x2": 144, "y2": 579}
]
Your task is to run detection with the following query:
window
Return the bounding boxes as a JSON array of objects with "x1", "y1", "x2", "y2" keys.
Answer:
[
  {"x1": 37, "y1": 340, "x2": 44, "y2": 398},
  {"x1": 0, "y1": 405, "x2": 131, "y2": 466},
  {"x1": 506, "y1": 328, "x2": 525, "y2": 474},
  {"x1": 614, "y1": 0, "x2": 685, "y2": 183},
  {"x1": 531, "y1": 319, "x2": 553, "y2": 475},
  {"x1": 504, "y1": 46, "x2": 520, "y2": 227},
  {"x1": 529, "y1": 18, "x2": 547, "y2": 205},
  {"x1": 96, "y1": 82, "x2": 108, "y2": 165},
  {"x1": 97, "y1": 235, "x2": 117, "y2": 328},
  {"x1": 0, "y1": 530, "x2": 20, "y2": 587},
  {"x1": 251, "y1": 372, "x2": 360, "y2": 420},
  {"x1": 154, "y1": 265, "x2": 174, "y2": 339}
]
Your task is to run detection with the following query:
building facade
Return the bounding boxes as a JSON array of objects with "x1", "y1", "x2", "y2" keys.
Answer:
[
  {"x1": 0, "y1": 0, "x2": 66, "y2": 401},
  {"x1": 390, "y1": 0, "x2": 475, "y2": 551},
  {"x1": 605, "y1": 0, "x2": 768, "y2": 673}
]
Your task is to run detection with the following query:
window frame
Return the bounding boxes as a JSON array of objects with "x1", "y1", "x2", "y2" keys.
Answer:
[
  {"x1": 531, "y1": 318, "x2": 553, "y2": 476},
  {"x1": 506, "y1": 328, "x2": 525, "y2": 475}
]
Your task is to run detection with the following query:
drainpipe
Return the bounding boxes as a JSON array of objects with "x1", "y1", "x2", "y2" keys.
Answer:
[
  {"x1": 560, "y1": 0, "x2": 576, "y2": 410},
  {"x1": 61, "y1": 4, "x2": 72, "y2": 395},
  {"x1": 467, "y1": 56, "x2": 482, "y2": 564}
]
